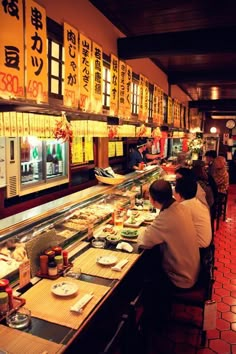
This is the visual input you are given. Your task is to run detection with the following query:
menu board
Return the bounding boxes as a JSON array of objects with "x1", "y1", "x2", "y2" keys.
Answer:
[
  {"x1": 115, "y1": 141, "x2": 124, "y2": 156},
  {"x1": 108, "y1": 142, "x2": 115, "y2": 158}
]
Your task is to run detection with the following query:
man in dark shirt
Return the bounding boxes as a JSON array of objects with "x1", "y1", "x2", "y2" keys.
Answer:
[{"x1": 128, "y1": 138, "x2": 161, "y2": 171}]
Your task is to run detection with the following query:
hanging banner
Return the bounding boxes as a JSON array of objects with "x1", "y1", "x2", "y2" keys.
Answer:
[
  {"x1": 79, "y1": 33, "x2": 92, "y2": 111},
  {"x1": 138, "y1": 74, "x2": 145, "y2": 121},
  {"x1": 167, "y1": 97, "x2": 173, "y2": 125},
  {"x1": 152, "y1": 84, "x2": 159, "y2": 123},
  {"x1": 63, "y1": 22, "x2": 79, "y2": 108},
  {"x1": 25, "y1": 0, "x2": 48, "y2": 102},
  {"x1": 143, "y1": 77, "x2": 149, "y2": 122},
  {"x1": 124, "y1": 64, "x2": 132, "y2": 119},
  {"x1": 159, "y1": 88, "x2": 164, "y2": 125},
  {"x1": 92, "y1": 41, "x2": 103, "y2": 113},
  {"x1": 118, "y1": 60, "x2": 126, "y2": 118},
  {"x1": 110, "y1": 54, "x2": 119, "y2": 117},
  {"x1": 0, "y1": 0, "x2": 24, "y2": 99}
]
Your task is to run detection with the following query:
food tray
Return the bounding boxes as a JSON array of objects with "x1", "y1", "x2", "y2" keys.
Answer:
[
  {"x1": 36, "y1": 263, "x2": 73, "y2": 280},
  {"x1": 96, "y1": 174, "x2": 126, "y2": 185},
  {"x1": 0, "y1": 296, "x2": 26, "y2": 322},
  {"x1": 124, "y1": 217, "x2": 144, "y2": 228}
]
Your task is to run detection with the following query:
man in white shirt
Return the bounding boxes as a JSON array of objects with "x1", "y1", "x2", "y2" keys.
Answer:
[
  {"x1": 137, "y1": 179, "x2": 200, "y2": 328},
  {"x1": 174, "y1": 177, "x2": 212, "y2": 248}
]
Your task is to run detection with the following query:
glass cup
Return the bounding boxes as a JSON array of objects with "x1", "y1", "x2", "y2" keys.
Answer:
[
  {"x1": 114, "y1": 209, "x2": 124, "y2": 230},
  {"x1": 63, "y1": 267, "x2": 81, "y2": 280}
]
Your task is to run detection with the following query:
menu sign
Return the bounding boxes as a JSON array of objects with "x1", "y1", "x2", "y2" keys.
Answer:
[
  {"x1": 25, "y1": 0, "x2": 48, "y2": 102},
  {"x1": 79, "y1": 33, "x2": 92, "y2": 111},
  {"x1": 110, "y1": 54, "x2": 119, "y2": 117},
  {"x1": 92, "y1": 41, "x2": 103, "y2": 113},
  {"x1": 63, "y1": 22, "x2": 79, "y2": 108},
  {"x1": 125, "y1": 64, "x2": 132, "y2": 119},
  {"x1": 0, "y1": 0, "x2": 24, "y2": 99}
]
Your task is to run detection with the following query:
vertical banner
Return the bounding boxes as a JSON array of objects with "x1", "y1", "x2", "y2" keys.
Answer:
[
  {"x1": 118, "y1": 61, "x2": 126, "y2": 118},
  {"x1": 79, "y1": 33, "x2": 92, "y2": 111},
  {"x1": 92, "y1": 41, "x2": 103, "y2": 113},
  {"x1": 124, "y1": 64, "x2": 132, "y2": 119},
  {"x1": 143, "y1": 77, "x2": 149, "y2": 122},
  {"x1": 63, "y1": 22, "x2": 79, "y2": 108},
  {"x1": 25, "y1": 0, "x2": 48, "y2": 102},
  {"x1": 152, "y1": 84, "x2": 158, "y2": 123},
  {"x1": 138, "y1": 74, "x2": 145, "y2": 121},
  {"x1": 110, "y1": 54, "x2": 119, "y2": 117},
  {"x1": 159, "y1": 88, "x2": 164, "y2": 125},
  {"x1": 167, "y1": 97, "x2": 173, "y2": 125},
  {"x1": 0, "y1": 0, "x2": 24, "y2": 99}
]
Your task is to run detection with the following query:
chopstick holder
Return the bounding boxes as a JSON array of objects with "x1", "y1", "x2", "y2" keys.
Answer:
[
  {"x1": 111, "y1": 259, "x2": 129, "y2": 272},
  {"x1": 70, "y1": 293, "x2": 94, "y2": 313}
]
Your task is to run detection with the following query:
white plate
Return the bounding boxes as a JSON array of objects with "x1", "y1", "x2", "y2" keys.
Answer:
[
  {"x1": 124, "y1": 217, "x2": 144, "y2": 228},
  {"x1": 97, "y1": 255, "x2": 118, "y2": 266},
  {"x1": 51, "y1": 281, "x2": 79, "y2": 296}
]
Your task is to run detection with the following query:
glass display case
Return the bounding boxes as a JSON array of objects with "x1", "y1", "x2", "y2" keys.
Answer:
[{"x1": 0, "y1": 166, "x2": 162, "y2": 281}]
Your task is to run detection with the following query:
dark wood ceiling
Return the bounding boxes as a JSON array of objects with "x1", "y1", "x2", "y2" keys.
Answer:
[{"x1": 90, "y1": 0, "x2": 236, "y2": 113}]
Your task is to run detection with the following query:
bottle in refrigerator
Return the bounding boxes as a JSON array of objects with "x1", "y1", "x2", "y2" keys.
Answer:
[
  {"x1": 46, "y1": 144, "x2": 53, "y2": 176},
  {"x1": 56, "y1": 143, "x2": 64, "y2": 174},
  {"x1": 24, "y1": 137, "x2": 30, "y2": 161},
  {"x1": 52, "y1": 144, "x2": 59, "y2": 174}
]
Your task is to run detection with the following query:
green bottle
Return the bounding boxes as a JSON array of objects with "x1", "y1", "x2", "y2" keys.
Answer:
[{"x1": 56, "y1": 143, "x2": 63, "y2": 174}]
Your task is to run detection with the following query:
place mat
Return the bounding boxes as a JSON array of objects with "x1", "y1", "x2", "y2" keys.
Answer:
[
  {"x1": 21, "y1": 278, "x2": 110, "y2": 329},
  {"x1": 0, "y1": 324, "x2": 64, "y2": 354},
  {"x1": 73, "y1": 248, "x2": 139, "y2": 280}
]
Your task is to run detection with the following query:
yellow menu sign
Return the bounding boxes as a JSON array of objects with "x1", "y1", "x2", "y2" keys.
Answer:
[
  {"x1": 79, "y1": 33, "x2": 92, "y2": 111},
  {"x1": 25, "y1": 0, "x2": 48, "y2": 102},
  {"x1": 92, "y1": 41, "x2": 103, "y2": 113},
  {"x1": 0, "y1": 0, "x2": 24, "y2": 99},
  {"x1": 110, "y1": 54, "x2": 119, "y2": 117},
  {"x1": 63, "y1": 22, "x2": 79, "y2": 108}
]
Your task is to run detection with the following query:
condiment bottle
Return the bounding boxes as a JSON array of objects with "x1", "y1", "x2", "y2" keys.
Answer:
[
  {"x1": 44, "y1": 250, "x2": 55, "y2": 261},
  {"x1": 40, "y1": 255, "x2": 48, "y2": 275},
  {"x1": 5, "y1": 286, "x2": 14, "y2": 310},
  {"x1": 48, "y1": 261, "x2": 58, "y2": 276},
  {"x1": 62, "y1": 250, "x2": 69, "y2": 267},
  {"x1": 54, "y1": 255, "x2": 63, "y2": 271},
  {"x1": 52, "y1": 246, "x2": 62, "y2": 256},
  {"x1": 0, "y1": 292, "x2": 8, "y2": 315},
  {"x1": 0, "y1": 279, "x2": 10, "y2": 291}
]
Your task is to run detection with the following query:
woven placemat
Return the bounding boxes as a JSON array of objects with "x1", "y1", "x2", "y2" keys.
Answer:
[
  {"x1": 0, "y1": 324, "x2": 64, "y2": 353},
  {"x1": 73, "y1": 248, "x2": 139, "y2": 280},
  {"x1": 21, "y1": 278, "x2": 110, "y2": 329}
]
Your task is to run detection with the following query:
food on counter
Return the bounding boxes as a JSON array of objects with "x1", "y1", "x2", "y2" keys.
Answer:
[
  {"x1": 103, "y1": 226, "x2": 116, "y2": 234},
  {"x1": 121, "y1": 229, "x2": 139, "y2": 238},
  {"x1": 56, "y1": 229, "x2": 76, "y2": 238}
]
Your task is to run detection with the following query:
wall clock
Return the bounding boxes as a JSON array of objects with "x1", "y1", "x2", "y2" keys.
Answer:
[{"x1": 225, "y1": 119, "x2": 236, "y2": 129}]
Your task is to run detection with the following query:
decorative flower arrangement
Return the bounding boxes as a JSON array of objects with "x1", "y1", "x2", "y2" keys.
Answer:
[
  {"x1": 188, "y1": 137, "x2": 203, "y2": 153},
  {"x1": 53, "y1": 112, "x2": 73, "y2": 142}
]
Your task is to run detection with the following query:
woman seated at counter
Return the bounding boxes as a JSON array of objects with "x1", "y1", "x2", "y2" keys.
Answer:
[
  {"x1": 137, "y1": 179, "x2": 200, "y2": 326},
  {"x1": 128, "y1": 138, "x2": 161, "y2": 171}
]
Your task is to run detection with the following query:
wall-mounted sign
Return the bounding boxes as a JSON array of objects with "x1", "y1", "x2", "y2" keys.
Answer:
[
  {"x1": 110, "y1": 54, "x2": 119, "y2": 117},
  {"x1": 79, "y1": 33, "x2": 92, "y2": 111},
  {"x1": 92, "y1": 41, "x2": 103, "y2": 113},
  {"x1": 25, "y1": 0, "x2": 48, "y2": 103},
  {"x1": 0, "y1": 0, "x2": 24, "y2": 99}
]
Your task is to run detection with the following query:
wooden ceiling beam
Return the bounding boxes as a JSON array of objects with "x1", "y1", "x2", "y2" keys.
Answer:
[
  {"x1": 118, "y1": 26, "x2": 236, "y2": 59},
  {"x1": 189, "y1": 99, "x2": 236, "y2": 111},
  {"x1": 168, "y1": 71, "x2": 236, "y2": 84}
]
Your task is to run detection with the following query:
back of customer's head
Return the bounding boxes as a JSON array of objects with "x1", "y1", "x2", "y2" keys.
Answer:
[
  {"x1": 149, "y1": 179, "x2": 172, "y2": 204},
  {"x1": 175, "y1": 167, "x2": 195, "y2": 180},
  {"x1": 175, "y1": 177, "x2": 197, "y2": 200},
  {"x1": 205, "y1": 150, "x2": 217, "y2": 159}
]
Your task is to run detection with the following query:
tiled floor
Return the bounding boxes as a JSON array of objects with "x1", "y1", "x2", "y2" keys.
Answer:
[{"x1": 148, "y1": 184, "x2": 236, "y2": 354}]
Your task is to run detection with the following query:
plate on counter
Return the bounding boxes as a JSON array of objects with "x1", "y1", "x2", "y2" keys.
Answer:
[
  {"x1": 51, "y1": 281, "x2": 78, "y2": 297},
  {"x1": 124, "y1": 217, "x2": 144, "y2": 228},
  {"x1": 121, "y1": 229, "x2": 139, "y2": 239},
  {"x1": 143, "y1": 212, "x2": 159, "y2": 222},
  {"x1": 97, "y1": 255, "x2": 118, "y2": 266}
]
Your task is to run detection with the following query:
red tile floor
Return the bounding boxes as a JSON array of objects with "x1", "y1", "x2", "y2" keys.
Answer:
[{"x1": 147, "y1": 184, "x2": 236, "y2": 354}]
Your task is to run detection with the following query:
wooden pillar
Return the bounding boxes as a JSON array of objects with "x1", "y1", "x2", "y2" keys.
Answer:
[{"x1": 97, "y1": 137, "x2": 109, "y2": 168}]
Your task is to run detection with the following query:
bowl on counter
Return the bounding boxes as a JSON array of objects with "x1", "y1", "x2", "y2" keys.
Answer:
[
  {"x1": 91, "y1": 238, "x2": 106, "y2": 248},
  {"x1": 106, "y1": 235, "x2": 121, "y2": 245}
]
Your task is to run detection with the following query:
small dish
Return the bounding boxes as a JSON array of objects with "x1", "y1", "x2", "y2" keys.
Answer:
[
  {"x1": 106, "y1": 235, "x2": 121, "y2": 245},
  {"x1": 6, "y1": 307, "x2": 31, "y2": 330},
  {"x1": 121, "y1": 229, "x2": 138, "y2": 239},
  {"x1": 97, "y1": 255, "x2": 117, "y2": 266},
  {"x1": 51, "y1": 281, "x2": 78, "y2": 296},
  {"x1": 91, "y1": 239, "x2": 106, "y2": 248}
]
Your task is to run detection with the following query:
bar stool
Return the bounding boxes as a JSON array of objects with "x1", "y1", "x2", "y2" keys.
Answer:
[{"x1": 215, "y1": 191, "x2": 228, "y2": 230}]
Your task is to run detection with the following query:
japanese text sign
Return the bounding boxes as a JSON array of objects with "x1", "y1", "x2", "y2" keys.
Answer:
[
  {"x1": 118, "y1": 60, "x2": 126, "y2": 118},
  {"x1": 63, "y1": 22, "x2": 79, "y2": 108},
  {"x1": 25, "y1": 0, "x2": 48, "y2": 102},
  {"x1": 110, "y1": 54, "x2": 119, "y2": 117},
  {"x1": 92, "y1": 41, "x2": 103, "y2": 113},
  {"x1": 0, "y1": 0, "x2": 24, "y2": 99},
  {"x1": 79, "y1": 33, "x2": 92, "y2": 111}
]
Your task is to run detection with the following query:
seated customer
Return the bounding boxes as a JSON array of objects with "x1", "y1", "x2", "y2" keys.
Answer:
[
  {"x1": 137, "y1": 179, "x2": 200, "y2": 326},
  {"x1": 211, "y1": 156, "x2": 229, "y2": 195},
  {"x1": 205, "y1": 150, "x2": 217, "y2": 175},
  {"x1": 175, "y1": 166, "x2": 208, "y2": 207},
  {"x1": 174, "y1": 177, "x2": 212, "y2": 248}
]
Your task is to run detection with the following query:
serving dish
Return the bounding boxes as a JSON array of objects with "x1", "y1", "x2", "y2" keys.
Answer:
[
  {"x1": 106, "y1": 235, "x2": 121, "y2": 245},
  {"x1": 124, "y1": 216, "x2": 143, "y2": 228},
  {"x1": 120, "y1": 229, "x2": 138, "y2": 239},
  {"x1": 51, "y1": 281, "x2": 79, "y2": 296},
  {"x1": 97, "y1": 255, "x2": 117, "y2": 266},
  {"x1": 95, "y1": 174, "x2": 126, "y2": 185}
]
